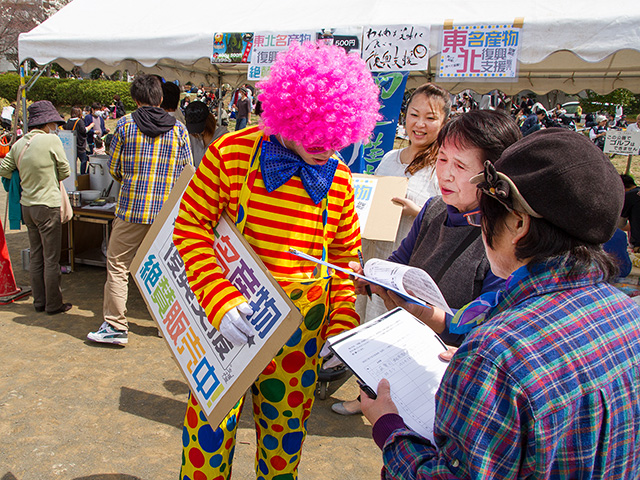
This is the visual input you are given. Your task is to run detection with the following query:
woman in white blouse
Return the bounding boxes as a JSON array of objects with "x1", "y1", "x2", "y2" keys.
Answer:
[
  {"x1": 335, "y1": 85, "x2": 452, "y2": 416},
  {"x1": 356, "y1": 84, "x2": 452, "y2": 324}
]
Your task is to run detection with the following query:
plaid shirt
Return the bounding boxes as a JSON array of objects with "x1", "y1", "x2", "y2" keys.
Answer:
[
  {"x1": 376, "y1": 259, "x2": 640, "y2": 479},
  {"x1": 109, "y1": 113, "x2": 192, "y2": 224}
]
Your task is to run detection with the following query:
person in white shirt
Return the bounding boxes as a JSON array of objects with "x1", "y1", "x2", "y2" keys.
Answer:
[{"x1": 627, "y1": 114, "x2": 640, "y2": 133}]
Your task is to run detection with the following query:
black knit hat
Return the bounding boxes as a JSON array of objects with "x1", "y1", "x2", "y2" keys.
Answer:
[
  {"x1": 184, "y1": 101, "x2": 209, "y2": 135},
  {"x1": 27, "y1": 100, "x2": 65, "y2": 129},
  {"x1": 471, "y1": 128, "x2": 623, "y2": 244}
]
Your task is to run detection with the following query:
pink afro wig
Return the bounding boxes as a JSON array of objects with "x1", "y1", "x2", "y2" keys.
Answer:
[{"x1": 257, "y1": 42, "x2": 381, "y2": 152}]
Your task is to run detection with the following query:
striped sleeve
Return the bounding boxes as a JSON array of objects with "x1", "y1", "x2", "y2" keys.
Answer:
[
  {"x1": 172, "y1": 131, "x2": 257, "y2": 329},
  {"x1": 325, "y1": 165, "x2": 361, "y2": 337}
]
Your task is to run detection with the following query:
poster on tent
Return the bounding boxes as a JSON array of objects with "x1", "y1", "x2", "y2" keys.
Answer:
[
  {"x1": 316, "y1": 27, "x2": 363, "y2": 54},
  {"x1": 438, "y1": 25, "x2": 521, "y2": 79},
  {"x1": 130, "y1": 166, "x2": 302, "y2": 429},
  {"x1": 604, "y1": 130, "x2": 640, "y2": 155},
  {"x1": 362, "y1": 25, "x2": 430, "y2": 72},
  {"x1": 211, "y1": 32, "x2": 254, "y2": 63},
  {"x1": 361, "y1": 71, "x2": 409, "y2": 173},
  {"x1": 248, "y1": 31, "x2": 315, "y2": 80}
]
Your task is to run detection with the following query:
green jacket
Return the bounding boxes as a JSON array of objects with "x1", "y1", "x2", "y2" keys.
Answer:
[{"x1": 0, "y1": 130, "x2": 70, "y2": 208}]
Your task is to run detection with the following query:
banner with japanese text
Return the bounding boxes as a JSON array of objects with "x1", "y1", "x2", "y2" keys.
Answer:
[
  {"x1": 362, "y1": 25, "x2": 430, "y2": 72},
  {"x1": 131, "y1": 166, "x2": 302, "y2": 428},
  {"x1": 360, "y1": 71, "x2": 409, "y2": 173},
  {"x1": 438, "y1": 25, "x2": 520, "y2": 79},
  {"x1": 248, "y1": 31, "x2": 315, "y2": 81}
]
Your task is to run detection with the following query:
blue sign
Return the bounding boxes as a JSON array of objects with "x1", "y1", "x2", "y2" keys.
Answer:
[{"x1": 357, "y1": 71, "x2": 409, "y2": 173}]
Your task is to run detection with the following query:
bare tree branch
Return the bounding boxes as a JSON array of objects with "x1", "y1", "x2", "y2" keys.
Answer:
[{"x1": 0, "y1": 0, "x2": 70, "y2": 70}]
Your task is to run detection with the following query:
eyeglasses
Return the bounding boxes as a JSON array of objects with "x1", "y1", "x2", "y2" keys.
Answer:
[
  {"x1": 463, "y1": 210, "x2": 482, "y2": 227},
  {"x1": 303, "y1": 145, "x2": 330, "y2": 154}
]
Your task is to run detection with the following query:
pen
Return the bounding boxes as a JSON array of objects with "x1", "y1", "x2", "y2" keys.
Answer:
[{"x1": 357, "y1": 250, "x2": 373, "y2": 299}]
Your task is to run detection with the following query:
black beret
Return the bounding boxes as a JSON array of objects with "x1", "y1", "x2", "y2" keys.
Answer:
[{"x1": 478, "y1": 128, "x2": 623, "y2": 244}]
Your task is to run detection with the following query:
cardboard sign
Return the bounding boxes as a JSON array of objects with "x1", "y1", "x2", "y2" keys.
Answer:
[
  {"x1": 439, "y1": 25, "x2": 521, "y2": 79},
  {"x1": 131, "y1": 165, "x2": 302, "y2": 428},
  {"x1": 604, "y1": 130, "x2": 640, "y2": 155},
  {"x1": 353, "y1": 173, "x2": 408, "y2": 242}
]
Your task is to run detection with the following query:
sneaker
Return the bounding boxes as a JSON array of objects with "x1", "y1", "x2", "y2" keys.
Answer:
[{"x1": 87, "y1": 321, "x2": 128, "y2": 345}]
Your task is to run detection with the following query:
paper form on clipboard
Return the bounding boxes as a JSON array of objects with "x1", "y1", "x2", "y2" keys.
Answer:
[{"x1": 327, "y1": 307, "x2": 450, "y2": 442}]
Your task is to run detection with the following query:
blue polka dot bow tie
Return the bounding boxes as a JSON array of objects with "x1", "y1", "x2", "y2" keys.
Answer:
[{"x1": 260, "y1": 139, "x2": 338, "y2": 205}]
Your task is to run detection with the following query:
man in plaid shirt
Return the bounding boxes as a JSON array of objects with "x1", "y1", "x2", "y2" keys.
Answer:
[
  {"x1": 88, "y1": 74, "x2": 192, "y2": 345},
  {"x1": 362, "y1": 129, "x2": 640, "y2": 479}
]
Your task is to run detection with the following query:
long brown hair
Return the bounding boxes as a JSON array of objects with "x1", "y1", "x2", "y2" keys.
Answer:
[{"x1": 404, "y1": 83, "x2": 451, "y2": 175}]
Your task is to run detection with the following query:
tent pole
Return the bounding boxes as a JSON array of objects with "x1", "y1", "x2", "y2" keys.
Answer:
[
  {"x1": 19, "y1": 62, "x2": 28, "y2": 134},
  {"x1": 218, "y1": 70, "x2": 223, "y2": 124}
]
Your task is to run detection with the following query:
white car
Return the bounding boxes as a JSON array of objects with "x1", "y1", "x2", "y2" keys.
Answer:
[{"x1": 562, "y1": 101, "x2": 585, "y2": 123}]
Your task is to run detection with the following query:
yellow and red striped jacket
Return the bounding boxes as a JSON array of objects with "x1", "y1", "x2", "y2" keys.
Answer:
[{"x1": 173, "y1": 127, "x2": 361, "y2": 336}]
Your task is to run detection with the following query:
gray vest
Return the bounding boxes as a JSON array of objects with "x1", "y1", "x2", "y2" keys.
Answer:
[{"x1": 408, "y1": 198, "x2": 490, "y2": 310}]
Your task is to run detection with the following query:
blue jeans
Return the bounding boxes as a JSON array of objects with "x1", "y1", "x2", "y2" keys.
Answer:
[
  {"x1": 78, "y1": 150, "x2": 89, "y2": 175},
  {"x1": 235, "y1": 117, "x2": 248, "y2": 131}
]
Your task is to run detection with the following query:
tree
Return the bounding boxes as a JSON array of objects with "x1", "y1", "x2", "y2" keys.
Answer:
[
  {"x1": 0, "y1": 0, "x2": 70, "y2": 71},
  {"x1": 583, "y1": 89, "x2": 640, "y2": 116}
]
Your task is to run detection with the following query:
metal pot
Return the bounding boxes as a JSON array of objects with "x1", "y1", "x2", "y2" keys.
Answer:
[{"x1": 88, "y1": 155, "x2": 120, "y2": 198}]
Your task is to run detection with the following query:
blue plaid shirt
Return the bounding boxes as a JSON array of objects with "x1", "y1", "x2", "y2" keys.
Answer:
[
  {"x1": 109, "y1": 114, "x2": 192, "y2": 224},
  {"x1": 374, "y1": 259, "x2": 640, "y2": 479}
]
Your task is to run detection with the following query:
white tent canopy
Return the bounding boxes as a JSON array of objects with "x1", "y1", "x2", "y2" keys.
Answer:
[{"x1": 19, "y1": 0, "x2": 640, "y2": 94}]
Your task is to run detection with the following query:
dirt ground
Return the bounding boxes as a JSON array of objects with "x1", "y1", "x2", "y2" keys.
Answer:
[{"x1": 0, "y1": 193, "x2": 382, "y2": 480}]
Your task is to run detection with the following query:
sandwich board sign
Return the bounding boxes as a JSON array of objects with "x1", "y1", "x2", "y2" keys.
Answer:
[{"x1": 131, "y1": 165, "x2": 302, "y2": 428}]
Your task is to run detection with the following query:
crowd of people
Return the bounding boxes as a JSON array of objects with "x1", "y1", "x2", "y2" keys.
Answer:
[{"x1": 1, "y1": 41, "x2": 640, "y2": 479}]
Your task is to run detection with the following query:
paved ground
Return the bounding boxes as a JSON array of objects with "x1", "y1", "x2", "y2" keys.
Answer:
[{"x1": 0, "y1": 200, "x2": 382, "y2": 479}]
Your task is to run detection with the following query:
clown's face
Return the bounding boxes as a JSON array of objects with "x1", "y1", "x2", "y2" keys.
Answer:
[{"x1": 284, "y1": 140, "x2": 335, "y2": 166}]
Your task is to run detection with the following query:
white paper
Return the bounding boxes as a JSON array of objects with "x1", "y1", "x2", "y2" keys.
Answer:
[
  {"x1": 362, "y1": 25, "x2": 430, "y2": 72},
  {"x1": 289, "y1": 249, "x2": 426, "y2": 307},
  {"x1": 328, "y1": 307, "x2": 449, "y2": 442},
  {"x1": 364, "y1": 258, "x2": 452, "y2": 315}
]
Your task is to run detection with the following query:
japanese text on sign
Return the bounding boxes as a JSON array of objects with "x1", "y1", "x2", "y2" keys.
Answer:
[
  {"x1": 363, "y1": 25, "x2": 430, "y2": 72},
  {"x1": 353, "y1": 176, "x2": 378, "y2": 229},
  {"x1": 604, "y1": 130, "x2": 640, "y2": 155},
  {"x1": 439, "y1": 25, "x2": 520, "y2": 78},
  {"x1": 248, "y1": 31, "x2": 314, "y2": 81},
  {"x1": 135, "y1": 206, "x2": 292, "y2": 416}
]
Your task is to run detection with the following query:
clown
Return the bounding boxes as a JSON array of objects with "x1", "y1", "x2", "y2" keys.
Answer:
[{"x1": 173, "y1": 42, "x2": 380, "y2": 479}]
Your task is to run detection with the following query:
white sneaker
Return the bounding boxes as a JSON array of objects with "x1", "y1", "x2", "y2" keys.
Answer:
[{"x1": 87, "y1": 321, "x2": 128, "y2": 345}]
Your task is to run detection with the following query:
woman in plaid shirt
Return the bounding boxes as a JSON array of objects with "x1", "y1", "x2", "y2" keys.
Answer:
[{"x1": 362, "y1": 129, "x2": 640, "y2": 479}]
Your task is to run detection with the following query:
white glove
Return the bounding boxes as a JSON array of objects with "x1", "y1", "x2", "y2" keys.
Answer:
[
  {"x1": 320, "y1": 342, "x2": 343, "y2": 369},
  {"x1": 218, "y1": 302, "x2": 254, "y2": 346}
]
